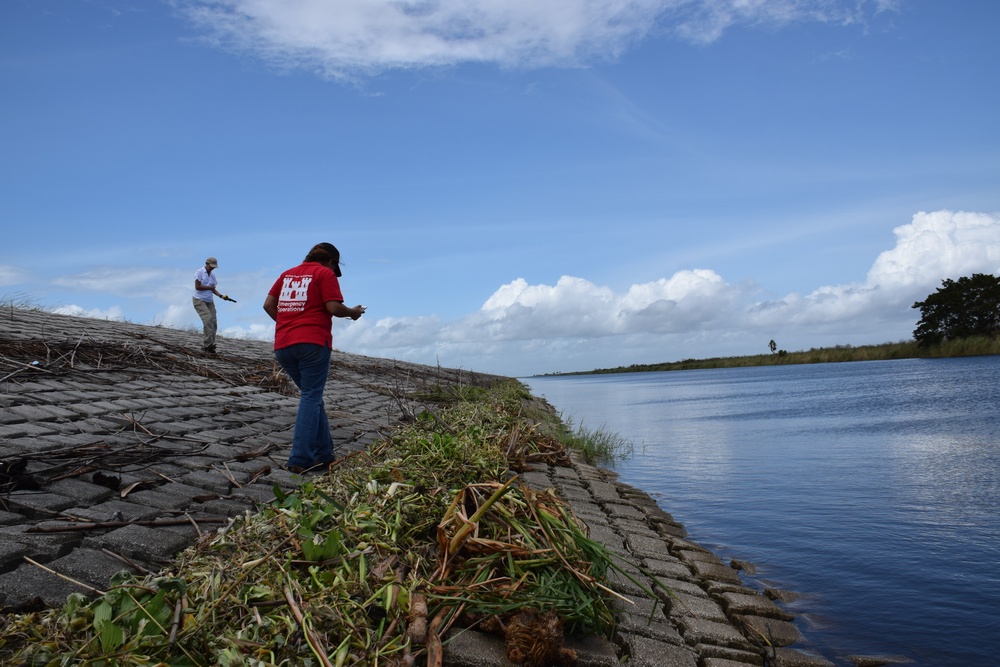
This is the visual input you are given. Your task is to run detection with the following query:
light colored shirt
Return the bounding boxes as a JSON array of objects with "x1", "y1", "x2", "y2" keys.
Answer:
[{"x1": 193, "y1": 267, "x2": 217, "y2": 302}]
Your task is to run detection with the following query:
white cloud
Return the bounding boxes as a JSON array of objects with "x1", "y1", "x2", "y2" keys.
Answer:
[
  {"x1": 52, "y1": 268, "x2": 178, "y2": 297},
  {"x1": 220, "y1": 323, "x2": 275, "y2": 340},
  {"x1": 0, "y1": 265, "x2": 31, "y2": 287},
  {"x1": 174, "y1": 0, "x2": 895, "y2": 77},
  {"x1": 51, "y1": 304, "x2": 126, "y2": 321},
  {"x1": 867, "y1": 210, "x2": 1000, "y2": 289},
  {"x1": 340, "y1": 209, "x2": 1000, "y2": 374},
  {"x1": 154, "y1": 303, "x2": 196, "y2": 329},
  {"x1": 664, "y1": 0, "x2": 897, "y2": 44}
]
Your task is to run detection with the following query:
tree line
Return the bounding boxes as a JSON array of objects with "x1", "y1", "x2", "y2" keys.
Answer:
[{"x1": 911, "y1": 272, "x2": 1000, "y2": 346}]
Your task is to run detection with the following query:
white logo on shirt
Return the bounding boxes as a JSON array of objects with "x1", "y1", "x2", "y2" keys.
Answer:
[{"x1": 277, "y1": 275, "x2": 312, "y2": 312}]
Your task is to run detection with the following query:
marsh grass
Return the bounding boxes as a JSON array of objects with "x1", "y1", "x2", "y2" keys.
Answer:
[{"x1": 557, "y1": 417, "x2": 634, "y2": 466}]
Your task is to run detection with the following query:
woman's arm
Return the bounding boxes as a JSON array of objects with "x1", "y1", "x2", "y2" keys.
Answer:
[{"x1": 325, "y1": 301, "x2": 366, "y2": 320}]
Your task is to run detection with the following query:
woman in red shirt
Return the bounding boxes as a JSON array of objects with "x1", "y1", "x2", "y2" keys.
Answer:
[{"x1": 263, "y1": 243, "x2": 366, "y2": 473}]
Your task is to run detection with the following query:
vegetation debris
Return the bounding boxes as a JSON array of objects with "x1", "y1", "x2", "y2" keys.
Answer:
[{"x1": 0, "y1": 380, "x2": 629, "y2": 666}]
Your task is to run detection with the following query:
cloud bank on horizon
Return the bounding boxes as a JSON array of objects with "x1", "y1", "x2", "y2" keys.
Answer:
[
  {"x1": 331, "y1": 210, "x2": 1000, "y2": 373},
  {"x1": 175, "y1": 0, "x2": 900, "y2": 77}
]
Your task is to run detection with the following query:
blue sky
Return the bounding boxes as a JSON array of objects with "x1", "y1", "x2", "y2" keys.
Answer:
[{"x1": 2, "y1": 0, "x2": 999, "y2": 376}]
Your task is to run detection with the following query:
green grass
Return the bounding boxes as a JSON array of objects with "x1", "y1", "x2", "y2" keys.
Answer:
[{"x1": 557, "y1": 417, "x2": 634, "y2": 465}]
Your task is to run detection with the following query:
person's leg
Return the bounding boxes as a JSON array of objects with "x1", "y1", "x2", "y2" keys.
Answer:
[
  {"x1": 205, "y1": 300, "x2": 217, "y2": 351},
  {"x1": 192, "y1": 298, "x2": 216, "y2": 351},
  {"x1": 275, "y1": 344, "x2": 332, "y2": 469},
  {"x1": 294, "y1": 344, "x2": 334, "y2": 465}
]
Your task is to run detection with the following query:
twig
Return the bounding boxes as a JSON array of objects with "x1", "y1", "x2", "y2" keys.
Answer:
[
  {"x1": 100, "y1": 548, "x2": 156, "y2": 576},
  {"x1": 0, "y1": 356, "x2": 53, "y2": 382},
  {"x1": 283, "y1": 585, "x2": 335, "y2": 667},
  {"x1": 217, "y1": 462, "x2": 242, "y2": 488},
  {"x1": 185, "y1": 512, "x2": 204, "y2": 538},
  {"x1": 28, "y1": 517, "x2": 226, "y2": 533},
  {"x1": 168, "y1": 598, "x2": 184, "y2": 645}
]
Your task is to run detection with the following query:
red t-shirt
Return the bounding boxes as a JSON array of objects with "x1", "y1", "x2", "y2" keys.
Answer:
[{"x1": 268, "y1": 262, "x2": 344, "y2": 350}]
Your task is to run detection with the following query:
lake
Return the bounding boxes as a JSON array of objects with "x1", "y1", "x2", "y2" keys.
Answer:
[{"x1": 526, "y1": 357, "x2": 1000, "y2": 666}]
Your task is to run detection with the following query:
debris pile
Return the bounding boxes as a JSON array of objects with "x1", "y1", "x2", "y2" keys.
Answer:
[{"x1": 0, "y1": 381, "x2": 625, "y2": 667}]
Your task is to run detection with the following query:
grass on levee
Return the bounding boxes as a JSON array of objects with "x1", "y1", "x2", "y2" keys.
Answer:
[{"x1": 546, "y1": 336, "x2": 1000, "y2": 376}]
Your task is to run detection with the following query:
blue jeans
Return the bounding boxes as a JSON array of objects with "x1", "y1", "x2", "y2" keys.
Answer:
[{"x1": 274, "y1": 343, "x2": 334, "y2": 468}]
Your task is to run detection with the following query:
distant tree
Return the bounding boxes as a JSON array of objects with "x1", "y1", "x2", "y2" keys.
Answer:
[
  {"x1": 912, "y1": 273, "x2": 1000, "y2": 346},
  {"x1": 768, "y1": 339, "x2": 777, "y2": 354}
]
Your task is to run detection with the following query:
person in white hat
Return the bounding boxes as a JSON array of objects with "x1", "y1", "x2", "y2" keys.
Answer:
[{"x1": 192, "y1": 256, "x2": 231, "y2": 353}]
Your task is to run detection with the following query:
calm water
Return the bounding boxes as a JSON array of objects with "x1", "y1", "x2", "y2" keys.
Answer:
[{"x1": 526, "y1": 357, "x2": 1000, "y2": 667}]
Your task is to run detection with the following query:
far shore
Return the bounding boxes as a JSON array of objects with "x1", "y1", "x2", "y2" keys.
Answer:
[{"x1": 539, "y1": 336, "x2": 1000, "y2": 376}]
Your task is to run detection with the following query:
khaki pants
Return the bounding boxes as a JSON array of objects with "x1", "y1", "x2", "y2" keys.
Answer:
[{"x1": 192, "y1": 297, "x2": 217, "y2": 350}]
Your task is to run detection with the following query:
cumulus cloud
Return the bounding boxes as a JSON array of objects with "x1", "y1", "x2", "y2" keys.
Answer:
[
  {"x1": 744, "y1": 211, "x2": 1000, "y2": 331},
  {"x1": 867, "y1": 210, "x2": 1000, "y2": 289},
  {"x1": 174, "y1": 0, "x2": 894, "y2": 77},
  {"x1": 340, "y1": 210, "x2": 1000, "y2": 374}
]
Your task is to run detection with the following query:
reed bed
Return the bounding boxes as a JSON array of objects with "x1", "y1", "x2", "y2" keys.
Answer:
[{"x1": 0, "y1": 381, "x2": 622, "y2": 667}]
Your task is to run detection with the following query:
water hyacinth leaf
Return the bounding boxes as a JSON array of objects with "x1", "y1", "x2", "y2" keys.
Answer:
[
  {"x1": 92, "y1": 600, "x2": 112, "y2": 631},
  {"x1": 96, "y1": 616, "x2": 124, "y2": 653}
]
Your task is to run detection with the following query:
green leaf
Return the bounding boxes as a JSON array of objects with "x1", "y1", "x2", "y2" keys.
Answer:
[{"x1": 96, "y1": 617, "x2": 124, "y2": 653}]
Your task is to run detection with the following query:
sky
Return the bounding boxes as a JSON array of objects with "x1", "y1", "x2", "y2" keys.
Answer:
[{"x1": 2, "y1": 0, "x2": 999, "y2": 377}]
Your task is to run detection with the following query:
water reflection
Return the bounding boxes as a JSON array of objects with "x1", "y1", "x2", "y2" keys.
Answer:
[{"x1": 526, "y1": 357, "x2": 1000, "y2": 667}]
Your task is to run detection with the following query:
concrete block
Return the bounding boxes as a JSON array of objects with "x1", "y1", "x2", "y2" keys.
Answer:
[
  {"x1": 65, "y1": 499, "x2": 161, "y2": 523},
  {"x1": 642, "y1": 557, "x2": 694, "y2": 581},
  {"x1": 0, "y1": 422, "x2": 59, "y2": 437},
  {"x1": 0, "y1": 510, "x2": 24, "y2": 525},
  {"x1": 0, "y1": 562, "x2": 88, "y2": 609},
  {"x1": 676, "y1": 617, "x2": 756, "y2": 652},
  {"x1": 613, "y1": 596, "x2": 684, "y2": 644},
  {"x1": 230, "y1": 485, "x2": 279, "y2": 505},
  {"x1": 442, "y1": 628, "x2": 619, "y2": 667},
  {"x1": 124, "y1": 488, "x2": 194, "y2": 511},
  {"x1": 0, "y1": 540, "x2": 29, "y2": 572},
  {"x1": 83, "y1": 524, "x2": 191, "y2": 564},
  {"x1": 720, "y1": 592, "x2": 794, "y2": 621},
  {"x1": 732, "y1": 615, "x2": 801, "y2": 647},
  {"x1": 47, "y1": 478, "x2": 114, "y2": 505},
  {"x1": 178, "y1": 469, "x2": 236, "y2": 494},
  {"x1": 46, "y1": 548, "x2": 139, "y2": 591},
  {"x1": 689, "y1": 560, "x2": 743, "y2": 585},
  {"x1": 618, "y1": 632, "x2": 699, "y2": 667},
  {"x1": 605, "y1": 568, "x2": 651, "y2": 598},
  {"x1": 653, "y1": 577, "x2": 707, "y2": 598},
  {"x1": 664, "y1": 591, "x2": 728, "y2": 623},
  {"x1": 771, "y1": 647, "x2": 836, "y2": 667},
  {"x1": 704, "y1": 658, "x2": 764, "y2": 667},
  {"x1": 200, "y1": 498, "x2": 254, "y2": 518},
  {"x1": 6, "y1": 491, "x2": 76, "y2": 514},
  {"x1": 696, "y1": 643, "x2": 765, "y2": 666}
]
